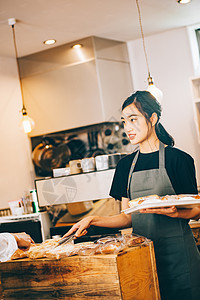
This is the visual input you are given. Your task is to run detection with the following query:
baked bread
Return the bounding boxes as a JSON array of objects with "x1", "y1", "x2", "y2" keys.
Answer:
[
  {"x1": 76, "y1": 243, "x2": 98, "y2": 256},
  {"x1": 129, "y1": 195, "x2": 160, "y2": 207},
  {"x1": 129, "y1": 194, "x2": 200, "y2": 208},
  {"x1": 99, "y1": 238, "x2": 124, "y2": 254},
  {"x1": 45, "y1": 244, "x2": 76, "y2": 259},
  {"x1": 26, "y1": 245, "x2": 48, "y2": 259},
  {"x1": 10, "y1": 248, "x2": 29, "y2": 260},
  {"x1": 123, "y1": 234, "x2": 146, "y2": 247},
  {"x1": 100, "y1": 241, "x2": 123, "y2": 254}
]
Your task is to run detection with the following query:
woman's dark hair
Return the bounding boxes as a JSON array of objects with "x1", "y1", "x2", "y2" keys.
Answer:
[{"x1": 122, "y1": 91, "x2": 174, "y2": 146}]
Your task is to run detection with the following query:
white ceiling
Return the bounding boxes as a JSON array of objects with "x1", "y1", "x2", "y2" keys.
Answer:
[{"x1": 0, "y1": 0, "x2": 200, "y2": 58}]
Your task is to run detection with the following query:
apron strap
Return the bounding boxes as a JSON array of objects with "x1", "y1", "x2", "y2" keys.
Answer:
[
  {"x1": 159, "y1": 141, "x2": 165, "y2": 169},
  {"x1": 127, "y1": 150, "x2": 139, "y2": 199}
]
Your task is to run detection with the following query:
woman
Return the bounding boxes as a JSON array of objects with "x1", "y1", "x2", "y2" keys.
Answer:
[
  {"x1": 64, "y1": 91, "x2": 200, "y2": 300},
  {"x1": 0, "y1": 232, "x2": 34, "y2": 262}
]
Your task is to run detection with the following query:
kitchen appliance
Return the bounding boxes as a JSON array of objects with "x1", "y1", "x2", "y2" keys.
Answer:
[
  {"x1": 95, "y1": 155, "x2": 109, "y2": 171},
  {"x1": 53, "y1": 167, "x2": 70, "y2": 177},
  {"x1": 69, "y1": 159, "x2": 82, "y2": 175},
  {"x1": 0, "y1": 212, "x2": 52, "y2": 243},
  {"x1": 81, "y1": 157, "x2": 95, "y2": 173}
]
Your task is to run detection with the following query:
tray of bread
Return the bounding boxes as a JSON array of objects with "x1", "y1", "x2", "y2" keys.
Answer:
[
  {"x1": 9, "y1": 233, "x2": 148, "y2": 261},
  {"x1": 122, "y1": 194, "x2": 200, "y2": 214}
]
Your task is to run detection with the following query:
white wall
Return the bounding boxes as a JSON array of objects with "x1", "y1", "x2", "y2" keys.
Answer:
[
  {"x1": 127, "y1": 27, "x2": 200, "y2": 188},
  {"x1": 0, "y1": 56, "x2": 35, "y2": 209}
]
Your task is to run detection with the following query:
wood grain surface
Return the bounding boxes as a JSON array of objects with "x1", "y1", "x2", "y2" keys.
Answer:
[{"x1": 0, "y1": 242, "x2": 160, "y2": 300}]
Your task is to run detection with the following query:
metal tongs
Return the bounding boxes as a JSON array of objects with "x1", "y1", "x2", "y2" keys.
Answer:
[{"x1": 55, "y1": 232, "x2": 77, "y2": 247}]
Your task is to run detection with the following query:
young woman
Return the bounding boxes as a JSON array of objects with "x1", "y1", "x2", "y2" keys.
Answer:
[{"x1": 64, "y1": 91, "x2": 200, "y2": 300}]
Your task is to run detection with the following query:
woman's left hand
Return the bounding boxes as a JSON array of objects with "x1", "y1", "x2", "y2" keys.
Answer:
[
  {"x1": 140, "y1": 205, "x2": 200, "y2": 220},
  {"x1": 140, "y1": 205, "x2": 179, "y2": 218}
]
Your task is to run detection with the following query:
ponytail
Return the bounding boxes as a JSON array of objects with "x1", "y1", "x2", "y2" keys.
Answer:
[{"x1": 155, "y1": 123, "x2": 174, "y2": 146}]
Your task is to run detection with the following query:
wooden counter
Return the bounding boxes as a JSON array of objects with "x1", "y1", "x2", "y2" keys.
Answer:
[
  {"x1": 0, "y1": 241, "x2": 160, "y2": 300},
  {"x1": 190, "y1": 220, "x2": 200, "y2": 246}
]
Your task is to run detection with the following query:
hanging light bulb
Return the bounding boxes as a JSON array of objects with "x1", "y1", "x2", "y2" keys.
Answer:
[
  {"x1": 147, "y1": 73, "x2": 163, "y2": 103},
  {"x1": 135, "y1": 0, "x2": 163, "y2": 103},
  {"x1": 20, "y1": 107, "x2": 35, "y2": 134},
  {"x1": 177, "y1": 0, "x2": 191, "y2": 4},
  {"x1": 8, "y1": 18, "x2": 35, "y2": 134}
]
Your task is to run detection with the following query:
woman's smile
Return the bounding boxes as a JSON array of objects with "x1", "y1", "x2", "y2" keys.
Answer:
[{"x1": 127, "y1": 133, "x2": 136, "y2": 140}]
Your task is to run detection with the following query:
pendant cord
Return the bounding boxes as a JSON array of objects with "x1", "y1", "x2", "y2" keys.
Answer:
[
  {"x1": 135, "y1": 0, "x2": 150, "y2": 78},
  {"x1": 11, "y1": 24, "x2": 26, "y2": 111}
]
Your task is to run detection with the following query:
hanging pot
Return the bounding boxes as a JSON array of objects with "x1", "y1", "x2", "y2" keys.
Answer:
[
  {"x1": 56, "y1": 143, "x2": 71, "y2": 167},
  {"x1": 32, "y1": 140, "x2": 62, "y2": 173},
  {"x1": 66, "y1": 138, "x2": 87, "y2": 160},
  {"x1": 39, "y1": 146, "x2": 62, "y2": 172}
]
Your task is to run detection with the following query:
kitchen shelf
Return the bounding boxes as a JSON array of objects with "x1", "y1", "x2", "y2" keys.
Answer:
[{"x1": 35, "y1": 169, "x2": 115, "y2": 207}]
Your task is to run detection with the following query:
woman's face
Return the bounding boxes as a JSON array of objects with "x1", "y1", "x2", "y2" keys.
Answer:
[{"x1": 121, "y1": 103, "x2": 152, "y2": 145}]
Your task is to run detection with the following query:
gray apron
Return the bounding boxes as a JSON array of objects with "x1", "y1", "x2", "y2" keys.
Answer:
[{"x1": 127, "y1": 142, "x2": 200, "y2": 300}]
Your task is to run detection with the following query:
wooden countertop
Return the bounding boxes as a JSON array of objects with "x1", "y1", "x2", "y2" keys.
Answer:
[
  {"x1": 189, "y1": 220, "x2": 200, "y2": 228},
  {"x1": 0, "y1": 241, "x2": 161, "y2": 300}
]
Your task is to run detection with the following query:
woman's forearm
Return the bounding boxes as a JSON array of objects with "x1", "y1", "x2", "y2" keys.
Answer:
[
  {"x1": 176, "y1": 206, "x2": 200, "y2": 220},
  {"x1": 63, "y1": 213, "x2": 132, "y2": 238},
  {"x1": 91, "y1": 213, "x2": 132, "y2": 229}
]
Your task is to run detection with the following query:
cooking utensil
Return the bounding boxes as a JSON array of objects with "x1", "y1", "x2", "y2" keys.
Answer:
[
  {"x1": 81, "y1": 157, "x2": 95, "y2": 172},
  {"x1": 69, "y1": 159, "x2": 82, "y2": 174},
  {"x1": 56, "y1": 233, "x2": 76, "y2": 247},
  {"x1": 95, "y1": 154, "x2": 109, "y2": 171},
  {"x1": 67, "y1": 138, "x2": 87, "y2": 160},
  {"x1": 32, "y1": 139, "x2": 62, "y2": 173},
  {"x1": 85, "y1": 131, "x2": 107, "y2": 157},
  {"x1": 56, "y1": 143, "x2": 71, "y2": 166}
]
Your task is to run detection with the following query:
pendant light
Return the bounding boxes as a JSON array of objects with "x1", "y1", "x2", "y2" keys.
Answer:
[
  {"x1": 8, "y1": 18, "x2": 35, "y2": 134},
  {"x1": 135, "y1": 0, "x2": 163, "y2": 103},
  {"x1": 177, "y1": 0, "x2": 191, "y2": 4}
]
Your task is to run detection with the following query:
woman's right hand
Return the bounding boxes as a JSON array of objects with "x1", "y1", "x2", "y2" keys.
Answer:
[
  {"x1": 62, "y1": 216, "x2": 94, "y2": 238},
  {"x1": 12, "y1": 232, "x2": 35, "y2": 250}
]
